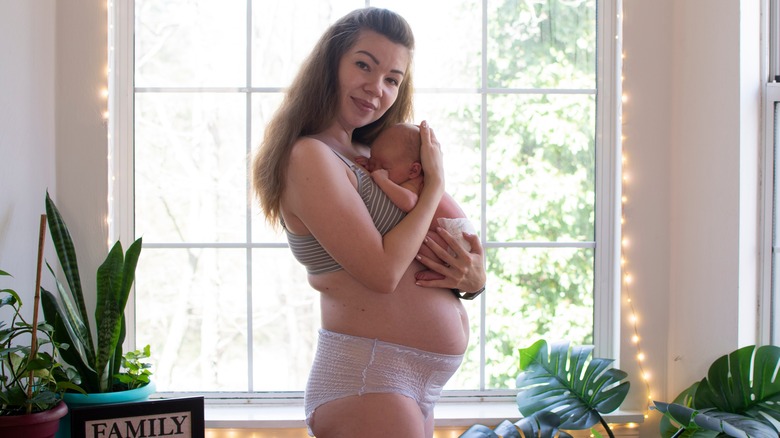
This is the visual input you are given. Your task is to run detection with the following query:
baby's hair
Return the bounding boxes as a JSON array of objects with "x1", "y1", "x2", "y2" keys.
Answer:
[{"x1": 392, "y1": 123, "x2": 422, "y2": 162}]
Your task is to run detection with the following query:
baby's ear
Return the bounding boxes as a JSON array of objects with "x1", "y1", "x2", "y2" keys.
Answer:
[{"x1": 409, "y1": 161, "x2": 423, "y2": 178}]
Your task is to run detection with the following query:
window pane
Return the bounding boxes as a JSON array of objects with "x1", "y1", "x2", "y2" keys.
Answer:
[
  {"x1": 372, "y1": 0, "x2": 482, "y2": 89},
  {"x1": 415, "y1": 93, "x2": 482, "y2": 221},
  {"x1": 251, "y1": 249, "x2": 320, "y2": 391},
  {"x1": 135, "y1": 93, "x2": 246, "y2": 243},
  {"x1": 251, "y1": 92, "x2": 288, "y2": 244},
  {"x1": 135, "y1": 0, "x2": 246, "y2": 87},
  {"x1": 484, "y1": 247, "x2": 594, "y2": 389},
  {"x1": 487, "y1": 94, "x2": 595, "y2": 242},
  {"x1": 136, "y1": 248, "x2": 249, "y2": 392},
  {"x1": 251, "y1": 0, "x2": 361, "y2": 88},
  {"x1": 487, "y1": 0, "x2": 596, "y2": 89}
]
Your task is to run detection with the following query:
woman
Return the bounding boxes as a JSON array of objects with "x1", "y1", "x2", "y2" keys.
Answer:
[{"x1": 252, "y1": 7, "x2": 486, "y2": 438}]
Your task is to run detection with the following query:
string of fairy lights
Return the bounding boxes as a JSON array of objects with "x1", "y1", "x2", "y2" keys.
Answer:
[{"x1": 618, "y1": 4, "x2": 654, "y2": 419}]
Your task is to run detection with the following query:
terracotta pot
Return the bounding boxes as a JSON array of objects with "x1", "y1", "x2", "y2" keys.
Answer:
[{"x1": 0, "y1": 401, "x2": 68, "y2": 438}]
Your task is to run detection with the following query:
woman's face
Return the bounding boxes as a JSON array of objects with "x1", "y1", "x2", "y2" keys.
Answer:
[{"x1": 336, "y1": 30, "x2": 410, "y2": 131}]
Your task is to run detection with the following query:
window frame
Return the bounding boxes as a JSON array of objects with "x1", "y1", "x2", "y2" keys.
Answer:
[
  {"x1": 111, "y1": 0, "x2": 623, "y2": 403},
  {"x1": 761, "y1": 0, "x2": 779, "y2": 345}
]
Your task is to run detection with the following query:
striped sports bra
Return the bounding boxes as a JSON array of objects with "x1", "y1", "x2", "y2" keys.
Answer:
[{"x1": 282, "y1": 149, "x2": 406, "y2": 275}]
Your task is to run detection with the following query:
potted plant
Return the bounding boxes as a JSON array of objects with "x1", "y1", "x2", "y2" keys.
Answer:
[
  {"x1": 0, "y1": 221, "x2": 83, "y2": 438},
  {"x1": 38, "y1": 193, "x2": 154, "y2": 436},
  {"x1": 460, "y1": 339, "x2": 630, "y2": 438},
  {"x1": 652, "y1": 344, "x2": 780, "y2": 437}
]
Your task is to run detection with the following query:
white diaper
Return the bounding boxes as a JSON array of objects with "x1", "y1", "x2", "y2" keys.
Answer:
[{"x1": 436, "y1": 217, "x2": 476, "y2": 255}]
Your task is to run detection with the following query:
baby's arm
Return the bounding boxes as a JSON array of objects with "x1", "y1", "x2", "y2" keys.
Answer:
[{"x1": 371, "y1": 170, "x2": 420, "y2": 212}]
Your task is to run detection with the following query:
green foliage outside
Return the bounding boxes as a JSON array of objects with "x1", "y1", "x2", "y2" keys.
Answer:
[{"x1": 449, "y1": 0, "x2": 598, "y2": 389}]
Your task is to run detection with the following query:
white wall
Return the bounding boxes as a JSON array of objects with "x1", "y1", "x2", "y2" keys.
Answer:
[
  {"x1": 667, "y1": 0, "x2": 760, "y2": 390},
  {"x1": 622, "y1": 0, "x2": 762, "y2": 436},
  {"x1": 54, "y1": 0, "x2": 110, "y2": 317},
  {"x1": 0, "y1": 1, "x2": 766, "y2": 437},
  {"x1": 0, "y1": 0, "x2": 107, "y2": 323},
  {"x1": 0, "y1": 0, "x2": 57, "y2": 318},
  {"x1": 620, "y1": 0, "x2": 672, "y2": 432}
]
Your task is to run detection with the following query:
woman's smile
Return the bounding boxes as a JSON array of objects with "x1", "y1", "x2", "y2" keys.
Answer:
[{"x1": 352, "y1": 96, "x2": 377, "y2": 112}]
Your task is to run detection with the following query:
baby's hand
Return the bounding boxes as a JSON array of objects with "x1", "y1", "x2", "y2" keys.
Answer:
[{"x1": 371, "y1": 169, "x2": 390, "y2": 181}]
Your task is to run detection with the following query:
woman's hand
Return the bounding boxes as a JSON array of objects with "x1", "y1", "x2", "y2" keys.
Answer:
[
  {"x1": 414, "y1": 227, "x2": 486, "y2": 293},
  {"x1": 418, "y1": 121, "x2": 445, "y2": 194}
]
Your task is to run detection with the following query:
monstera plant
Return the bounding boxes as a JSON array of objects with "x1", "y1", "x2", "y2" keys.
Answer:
[
  {"x1": 461, "y1": 339, "x2": 630, "y2": 438},
  {"x1": 653, "y1": 344, "x2": 780, "y2": 438}
]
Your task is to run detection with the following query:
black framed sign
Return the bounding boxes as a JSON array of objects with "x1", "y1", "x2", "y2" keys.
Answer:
[{"x1": 69, "y1": 396, "x2": 205, "y2": 438}]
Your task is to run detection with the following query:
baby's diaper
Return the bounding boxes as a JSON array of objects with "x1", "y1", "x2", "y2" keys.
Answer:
[{"x1": 436, "y1": 217, "x2": 476, "y2": 255}]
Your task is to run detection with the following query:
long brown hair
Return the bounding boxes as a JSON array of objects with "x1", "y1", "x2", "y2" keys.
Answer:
[{"x1": 252, "y1": 7, "x2": 415, "y2": 225}]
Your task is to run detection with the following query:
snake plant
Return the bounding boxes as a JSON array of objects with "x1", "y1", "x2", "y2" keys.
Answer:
[
  {"x1": 653, "y1": 344, "x2": 780, "y2": 438},
  {"x1": 39, "y1": 191, "x2": 144, "y2": 393},
  {"x1": 460, "y1": 339, "x2": 630, "y2": 438}
]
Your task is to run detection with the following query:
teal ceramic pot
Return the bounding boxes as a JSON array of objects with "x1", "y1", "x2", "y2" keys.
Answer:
[
  {"x1": 0, "y1": 401, "x2": 68, "y2": 438},
  {"x1": 56, "y1": 382, "x2": 156, "y2": 438}
]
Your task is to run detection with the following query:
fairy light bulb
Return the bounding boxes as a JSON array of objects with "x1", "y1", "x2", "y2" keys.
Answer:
[{"x1": 619, "y1": 4, "x2": 654, "y2": 418}]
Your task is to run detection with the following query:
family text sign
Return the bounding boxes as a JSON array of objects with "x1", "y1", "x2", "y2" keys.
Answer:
[{"x1": 69, "y1": 396, "x2": 204, "y2": 438}]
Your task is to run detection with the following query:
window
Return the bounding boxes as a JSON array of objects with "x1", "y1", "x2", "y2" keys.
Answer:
[
  {"x1": 765, "y1": 92, "x2": 780, "y2": 343},
  {"x1": 764, "y1": 0, "x2": 780, "y2": 344},
  {"x1": 115, "y1": 0, "x2": 620, "y2": 397}
]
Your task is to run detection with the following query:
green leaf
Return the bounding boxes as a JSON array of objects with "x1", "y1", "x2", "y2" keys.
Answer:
[
  {"x1": 110, "y1": 238, "x2": 140, "y2": 381},
  {"x1": 657, "y1": 383, "x2": 699, "y2": 437},
  {"x1": 694, "y1": 345, "x2": 780, "y2": 429},
  {"x1": 94, "y1": 238, "x2": 141, "y2": 392},
  {"x1": 95, "y1": 241, "x2": 126, "y2": 391},
  {"x1": 57, "y1": 380, "x2": 87, "y2": 395},
  {"x1": 653, "y1": 401, "x2": 777, "y2": 438},
  {"x1": 45, "y1": 191, "x2": 90, "y2": 337},
  {"x1": 459, "y1": 424, "x2": 500, "y2": 438},
  {"x1": 40, "y1": 287, "x2": 99, "y2": 392},
  {"x1": 119, "y1": 237, "x2": 142, "y2": 313},
  {"x1": 0, "y1": 288, "x2": 21, "y2": 309},
  {"x1": 40, "y1": 285, "x2": 94, "y2": 372},
  {"x1": 516, "y1": 340, "x2": 629, "y2": 430},
  {"x1": 515, "y1": 412, "x2": 574, "y2": 438}
]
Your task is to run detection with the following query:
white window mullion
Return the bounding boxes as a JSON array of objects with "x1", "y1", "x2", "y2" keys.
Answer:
[
  {"x1": 770, "y1": 0, "x2": 780, "y2": 82},
  {"x1": 245, "y1": 0, "x2": 254, "y2": 392},
  {"x1": 593, "y1": 0, "x2": 623, "y2": 362},
  {"x1": 111, "y1": 0, "x2": 137, "y2": 350},
  {"x1": 479, "y1": 0, "x2": 489, "y2": 392},
  {"x1": 760, "y1": 84, "x2": 780, "y2": 344}
]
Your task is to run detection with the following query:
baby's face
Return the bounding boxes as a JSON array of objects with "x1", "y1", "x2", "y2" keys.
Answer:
[
  {"x1": 368, "y1": 143, "x2": 406, "y2": 181},
  {"x1": 369, "y1": 130, "x2": 417, "y2": 184}
]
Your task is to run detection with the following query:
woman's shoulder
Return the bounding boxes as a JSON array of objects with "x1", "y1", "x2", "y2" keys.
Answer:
[
  {"x1": 288, "y1": 136, "x2": 339, "y2": 165},
  {"x1": 288, "y1": 137, "x2": 352, "y2": 178},
  {"x1": 291, "y1": 136, "x2": 329, "y2": 154}
]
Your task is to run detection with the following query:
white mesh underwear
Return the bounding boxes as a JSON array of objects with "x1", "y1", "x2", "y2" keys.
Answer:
[{"x1": 304, "y1": 329, "x2": 464, "y2": 436}]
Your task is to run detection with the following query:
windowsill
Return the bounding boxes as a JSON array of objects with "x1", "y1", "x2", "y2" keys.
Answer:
[{"x1": 203, "y1": 400, "x2": 646, "y2": 429}]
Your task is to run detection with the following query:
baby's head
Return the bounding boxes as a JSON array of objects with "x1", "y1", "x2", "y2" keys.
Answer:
[{"x1": 368, "y1": 123, "x2": 423, "y2": 184}]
